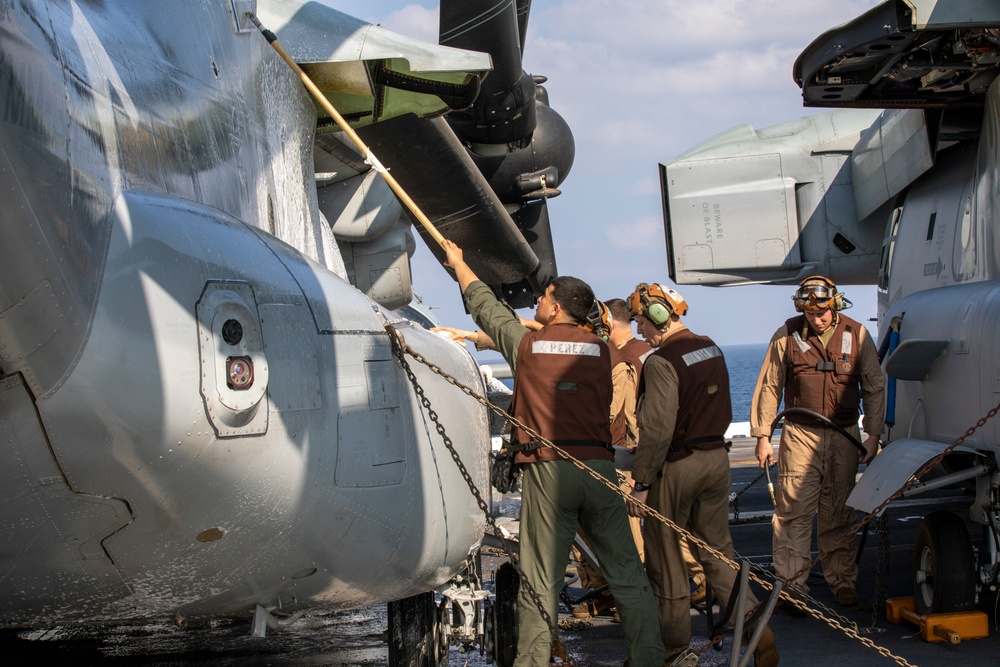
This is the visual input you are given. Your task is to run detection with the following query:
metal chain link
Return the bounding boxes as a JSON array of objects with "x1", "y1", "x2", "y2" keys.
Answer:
[
  {"x1": 384, "y1": 325, "x2": 572, "y2": 662},
  {"x1": 395, "y1": 329, "x2": 933, "y2": 667}
]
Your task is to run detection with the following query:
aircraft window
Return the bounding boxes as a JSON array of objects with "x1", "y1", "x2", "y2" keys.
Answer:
[
  {"x1": 925, "y1": 212, "x2": 936, "y2": 242},
  {"x1": 878, "y1": 206, "x2": 902, "y2": 291},
  {"x1": 960, "y1": 198, "x2": 973, "y2": 248}
]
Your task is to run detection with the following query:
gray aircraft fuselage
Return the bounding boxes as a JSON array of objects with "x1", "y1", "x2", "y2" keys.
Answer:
[{"x1": 0, "y1": 0, "x2": 490, "y2": 626}]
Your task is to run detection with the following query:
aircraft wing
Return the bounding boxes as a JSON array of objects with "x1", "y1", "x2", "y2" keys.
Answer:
[
  {"x1": 257, "y1": 0, "x2": 490, "y2": 128},
  {"x1": 794, "y1": 0, "x2": 1000, "y2": 109},
  {"x1": 261, "y1": 0, "x2": 570, "y2": 310}
]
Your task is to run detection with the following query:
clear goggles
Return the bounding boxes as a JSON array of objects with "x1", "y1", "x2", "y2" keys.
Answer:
[{"x1": 793, "y1": 285, "x2": 835, "y2": 310}]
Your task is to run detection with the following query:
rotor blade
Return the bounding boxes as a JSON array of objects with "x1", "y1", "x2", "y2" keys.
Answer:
[
  {"x1": 440, "y1": 0, "x2": 537, "y2": 145},
  {"x1": 356, "y1": 113, "x2": 539, "y2": 286},
  {"x1": 501, "y1": 200, "x2": 557, "y2": 309}
]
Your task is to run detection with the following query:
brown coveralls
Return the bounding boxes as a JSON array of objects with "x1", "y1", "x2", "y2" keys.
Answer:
[
  {"x1": 750, "y1": 313, "x2": 885, "y2": 595},
  {"x1": 633, "y1": 325, "x2": 752, "y2": 658}
]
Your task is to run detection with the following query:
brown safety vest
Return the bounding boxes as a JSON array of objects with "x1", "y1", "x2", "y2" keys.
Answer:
[
  {"x1": 510, "y1": 323, "x2": 614, "y2": 464},
  {"x1": 619, "y1": 337, "x2": 653, "y2": 370},
  {"x1": 609, "y1": 337, "x2": 652, "y2": 448},
  {"x1": 782, "y1": 313, "x2": 862, "y2": 427},
  {"x1": 638, "y1": 330, "x2": 731, "y2": 462}
]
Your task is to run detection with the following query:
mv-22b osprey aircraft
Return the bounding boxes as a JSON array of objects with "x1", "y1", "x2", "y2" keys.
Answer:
[
  {"x1": 662, "y1": 0, "x2": 1000, "y2": 617},
  {"x1": 0, "y1": 0, "x2": 571, "y2": 663}
]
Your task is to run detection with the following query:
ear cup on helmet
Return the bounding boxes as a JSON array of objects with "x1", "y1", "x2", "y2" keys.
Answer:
[{"x1": 647, "y1": 301, "x2": 671, "y2": 325}]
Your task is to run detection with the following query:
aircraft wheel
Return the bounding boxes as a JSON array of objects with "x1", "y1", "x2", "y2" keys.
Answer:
[
  {"x1": 492, "y1": 561, "x2": 519, "y2": 667},
  {"x1": 437, "y1": 598, "x2": 450, "y2": 661},
  {"x1": 387, "y1": 591, "x2": 446, "y2": 666},
  {"x1": 913, "y1": 511, "x2": 976, "y2": 614}
]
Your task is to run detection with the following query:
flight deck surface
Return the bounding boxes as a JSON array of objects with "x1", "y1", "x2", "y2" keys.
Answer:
[{"x1": 6, "y1": 438, "x2": 997, "y2": 666}]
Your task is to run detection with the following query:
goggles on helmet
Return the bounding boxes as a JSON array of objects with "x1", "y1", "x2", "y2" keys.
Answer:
[{"x1": 793, "y1": 281, "x2": 836, "y2": 311}]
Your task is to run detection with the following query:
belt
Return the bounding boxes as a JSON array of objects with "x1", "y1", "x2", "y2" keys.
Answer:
[
  {"x1": 512, "y1": 440, "x2": 614, "y2": 453},
  {"x1": 668, "y1": 434, "x2": 727, "y2": 453}
]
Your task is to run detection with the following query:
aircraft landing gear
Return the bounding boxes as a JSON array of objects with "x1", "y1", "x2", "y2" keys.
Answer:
[
  {"x1": 913, "y1": 511, "x2": 977, "y2": 614},
  {"x1": 387, "y1": 559, "x2": 519, "y2": 666},
  {"x1": 490, "y1": 561, "x2": 519, "y2": 667},
  {"x1": 387, "y1": 591, "x2": 446, "y2": 666}
]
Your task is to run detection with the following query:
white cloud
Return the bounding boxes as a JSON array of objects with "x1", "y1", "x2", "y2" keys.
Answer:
[{"x1": 380, "y1": 4, "x2": 438, "y2": 42}]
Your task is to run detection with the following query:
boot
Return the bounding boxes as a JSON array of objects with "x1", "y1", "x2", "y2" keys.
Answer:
[
  {"x1": 665, "y1": 648, "x2": 699, "y2": 667},
  {"x1": 745, "y1": 623, "x2": 780, "y2": 667},
  {"x1": 571, "y1": 600, "x2": 596, "y2": 619}
]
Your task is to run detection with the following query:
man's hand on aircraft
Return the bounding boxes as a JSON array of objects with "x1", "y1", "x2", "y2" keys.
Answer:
[
  {"x1": 431, "y1": 326, "x2": 477, "y2": 346},
  {"x1": 860, "y1": 434, "x2": 880, "y2": 464},
  {"x1": 755, "y1": 436, "x2": 775, "y2": 468}
]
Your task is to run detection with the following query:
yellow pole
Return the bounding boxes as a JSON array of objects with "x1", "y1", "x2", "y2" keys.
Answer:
[{"x1": 248, "y1": 13, "x2": 447, "y2": 247}]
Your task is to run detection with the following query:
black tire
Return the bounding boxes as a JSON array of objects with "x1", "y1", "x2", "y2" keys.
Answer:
[
  {"x1": 492, "y1": 562, "x2": 519, "y2": 667},
  {"x1": 913, "y1": 511, "x2": 977, "y2": 614},
  {"x1": 387, "y1": 591, "x2": 445, "y2": 666}
]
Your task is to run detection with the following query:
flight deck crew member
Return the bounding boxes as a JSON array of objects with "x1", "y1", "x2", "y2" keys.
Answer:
[
  {"x1": 606, "y1": 298, "x2": 708, "y2": 606},
  {"x1": 573, "y1": 298, "x2": 652, "y2": 619},
  {"x1": 441, "y1": 240, "x2": 664, "y2": 667},
  {"x1": 626, "y1": 283, "x2": 779, "y2": 667},
  {"x1": 750, "y1": 276, "x2": 885, "y2": 610}
]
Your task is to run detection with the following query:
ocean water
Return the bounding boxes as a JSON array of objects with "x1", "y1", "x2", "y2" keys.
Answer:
[{"x1": 721, "y1": 342, "x2": 768, "y2": 437}]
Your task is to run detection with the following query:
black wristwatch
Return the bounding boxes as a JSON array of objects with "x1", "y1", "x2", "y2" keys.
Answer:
[{"x1": 633, "y1": 481, "x2": 651, "y2": 492}]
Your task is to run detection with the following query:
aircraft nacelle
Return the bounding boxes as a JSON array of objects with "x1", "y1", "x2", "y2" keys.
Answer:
[
  {"x1": 0, "y1": 0, "x2": 500, "y2": 630},
  {"x1": 662, "y1": 109, "x2": 887, "y2": 287}
]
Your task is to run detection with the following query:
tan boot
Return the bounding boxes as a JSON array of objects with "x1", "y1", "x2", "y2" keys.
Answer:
[
  {"x1": 690, "y1": 580, "x2": 707, "y2": 605},
  {"x1": 746, "y1": 624, "x2": 780, "y2": 667},
  {"x1": 571, "y1": 600, "x2": 596, "y2": 619}
]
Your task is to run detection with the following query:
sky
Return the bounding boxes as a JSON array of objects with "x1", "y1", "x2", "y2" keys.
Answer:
[{"x1": 336, "y1": 0, "x2": 884, "y2": 347}]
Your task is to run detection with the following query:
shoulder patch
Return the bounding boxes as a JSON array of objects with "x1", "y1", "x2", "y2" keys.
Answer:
[{"x1": 682, "y1": 345, "x2": 722, "y2": 367}]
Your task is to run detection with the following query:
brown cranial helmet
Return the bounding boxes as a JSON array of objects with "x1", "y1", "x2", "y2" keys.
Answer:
[
  {"x1": 583, "y1": 300, "x2": 612, "y2": 341},
  {"x1": 793, "y1": 275, "x2": 850, "y2": 312},
  {"x1": 627, "y1": 283, "x2": 688, "y2": 329}
]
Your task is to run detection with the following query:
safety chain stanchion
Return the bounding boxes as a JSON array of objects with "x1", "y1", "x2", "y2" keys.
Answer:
[
  {"x1": 384, "y1": 326, "x2": 574, "y2": 664},
  {"x1": 392, "y1": 330, "x2": 932, "y2": 667},
  {"x1": 868, "y1": 513, "x2": 891, "y2": 633}
]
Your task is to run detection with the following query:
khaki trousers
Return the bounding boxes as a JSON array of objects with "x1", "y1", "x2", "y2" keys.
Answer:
[
  {"x1": 515, "y1": 459, "x2": 664, "y2": 667},
  {"x1": 643, "y1": 448, "x2": 756, "y2": 658},
  {"x1": 773, "y1": 422, "x2": 860, "y2": 594}
]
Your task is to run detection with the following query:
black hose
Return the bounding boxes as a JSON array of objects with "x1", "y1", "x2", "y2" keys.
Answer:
[{"x1": 770, "y1": 407, "x2": 865, "y2": 454}]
